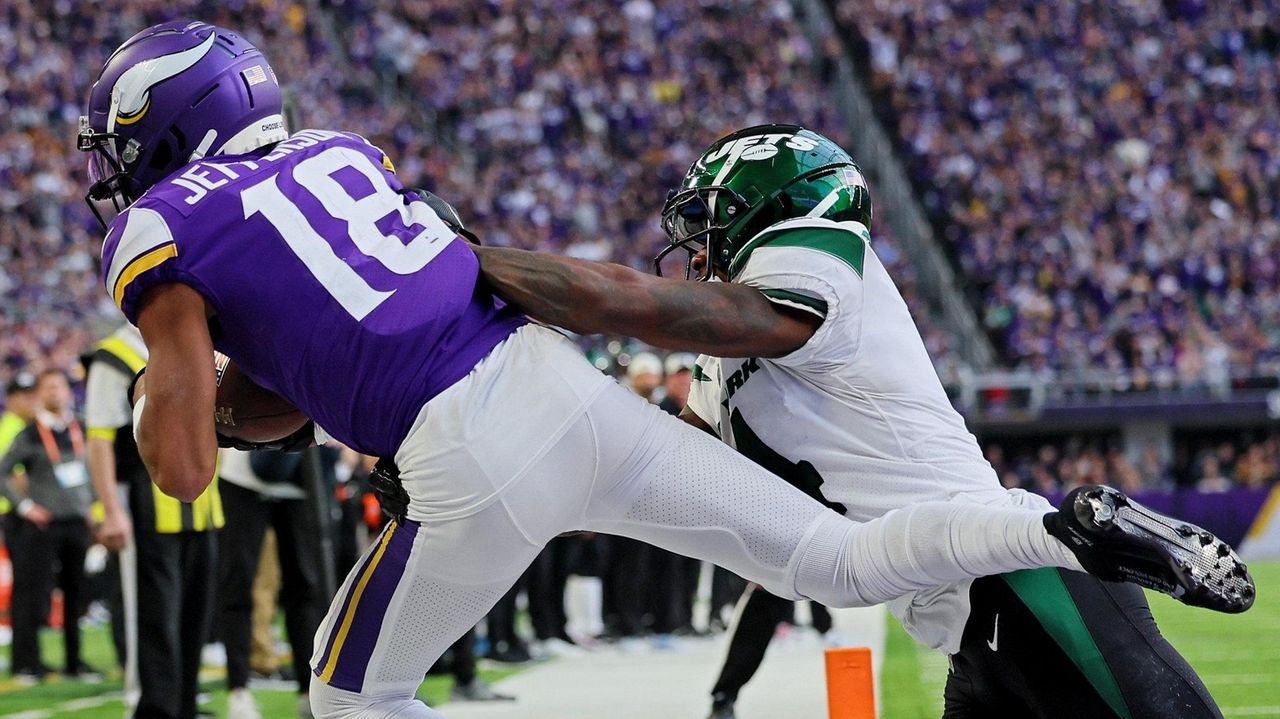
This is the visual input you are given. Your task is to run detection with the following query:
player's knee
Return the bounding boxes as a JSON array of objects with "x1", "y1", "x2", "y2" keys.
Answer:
[
  {"x1": 309, "y1": 680, "x2": 361, "y2": 719},
  {"x1": 792, "y1": 513, "x2": 875, "y2": 609}
]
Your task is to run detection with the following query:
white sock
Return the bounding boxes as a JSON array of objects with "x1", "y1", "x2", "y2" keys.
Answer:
[{"x1": 794, "y1": 502, "x2": 1083, "y2": 607}]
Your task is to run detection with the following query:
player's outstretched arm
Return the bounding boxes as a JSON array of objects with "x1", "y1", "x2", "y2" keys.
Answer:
[
  {"x1": 134, "y1": 284, "x2": 218, "y2": 502},
  {"x1": 474, "y1": 246, "x2": 819, "y2": 357}
]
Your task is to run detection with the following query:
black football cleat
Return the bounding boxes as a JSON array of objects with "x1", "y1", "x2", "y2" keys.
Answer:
[
  {"x1": 1046, "y1": 485, "x2": 1255, "y2": 613},
  {"x1": 707, "y1": 705, "x2": 737, "y2": 719}
]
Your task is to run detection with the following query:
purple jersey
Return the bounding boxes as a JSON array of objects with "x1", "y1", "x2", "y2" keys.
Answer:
[{"x1": 100, "y1": 130, "x2": 526, "y2": 457}]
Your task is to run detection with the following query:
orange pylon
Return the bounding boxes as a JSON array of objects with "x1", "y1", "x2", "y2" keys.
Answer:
[{"x1": 825, "y1": 646, "x2": 876, "y2": 719}]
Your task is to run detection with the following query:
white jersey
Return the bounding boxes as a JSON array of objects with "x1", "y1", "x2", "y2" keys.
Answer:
[{"x1": 686, "y1": 217, "x2": 1050, "y2": 653}]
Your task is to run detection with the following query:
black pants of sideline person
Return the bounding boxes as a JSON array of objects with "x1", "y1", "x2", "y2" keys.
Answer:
[
  {"x1": 528, "y1": 537, "x2": 573, "y2": 643},
  {"x1": 133, "y1": 529, "x2": 217, "y2": 719},
  {"x1": 217, "y1": 480, "x2": 327, "y2": 694},
  {"x1": 709, "y1": 586, "x2": 832, "y2": 710},
  {"x1": 9, "y1": 516, "x2": 89, "y2": 676}
]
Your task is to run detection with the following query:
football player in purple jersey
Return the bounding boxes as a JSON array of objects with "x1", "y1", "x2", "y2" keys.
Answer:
[{"x1": 78, "y1": 22, "x2": 1250, "y2": 719}]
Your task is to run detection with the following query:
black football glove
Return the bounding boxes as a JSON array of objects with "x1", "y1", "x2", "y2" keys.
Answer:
[
  {"x1": 369, "y1": 457, "x2": 410, "y2": 524},
  {"x1": 406, "y1": 188, "x2": 480, "y2": 245}
]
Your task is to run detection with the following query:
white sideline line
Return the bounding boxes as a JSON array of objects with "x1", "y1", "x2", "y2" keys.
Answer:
[
  {"x1": 1224, "y1": 708, "x2": 1280, "y2": 717},
  {"x1": 3, "y1": 690, "x2": 123, "y2": 719}
]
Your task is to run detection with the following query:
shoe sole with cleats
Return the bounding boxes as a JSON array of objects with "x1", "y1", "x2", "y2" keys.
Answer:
[{"x1": 1056, "y1": 486, "x2": 1255, "y2": 613}]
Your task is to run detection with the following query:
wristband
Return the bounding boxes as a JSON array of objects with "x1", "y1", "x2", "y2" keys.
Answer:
[
  {"x1": 132, "y1": 393, "x2": 146, "y2": 445},
  {"x1": 127, "y1": 367, "x2": 146, "y2": 409},
  {"x1": 16, "y1": 498, "x2": 33, "y2": 516}
]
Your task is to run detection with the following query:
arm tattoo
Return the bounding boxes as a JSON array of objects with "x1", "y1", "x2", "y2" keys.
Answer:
[
  {"x1": 474, "y1": 246, "x2": 818, "y2": 356},
  {"x1": 474, "y1": 247, "x2": 605, "y2": 333}
]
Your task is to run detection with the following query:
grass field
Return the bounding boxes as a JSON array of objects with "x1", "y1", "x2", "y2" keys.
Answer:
[
  {"x1": 879, "y1": 560, "x2": 1280, "y2": 719},
  {"x1": 0, "y1": 630, "x2": 517, "y2": 718}
]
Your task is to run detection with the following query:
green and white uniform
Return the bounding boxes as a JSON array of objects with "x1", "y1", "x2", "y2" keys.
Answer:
[
  {"x1": 687, "y1": 217, "x2": 1051, "y2": 654},
  {"x1": 676, "y1": 125, "x2": 1218, "y2": 719}
]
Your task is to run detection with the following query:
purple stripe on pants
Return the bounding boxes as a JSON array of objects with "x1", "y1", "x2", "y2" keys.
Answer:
[{"x1": 316, "y1": 519, "x2": 421, "y2": 692}]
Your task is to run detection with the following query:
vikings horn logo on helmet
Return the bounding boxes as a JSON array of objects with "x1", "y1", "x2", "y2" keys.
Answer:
[
  {"x1": 110, "y1": 32, "x2": 216, "y2": 129},
  {"x1": 79, "y1": 21, "x2": 288, "y2": 230}
]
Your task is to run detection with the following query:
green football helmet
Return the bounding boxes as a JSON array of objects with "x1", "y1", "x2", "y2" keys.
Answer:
[{"x1": 656, "y1": 124, "x2": 872, "y2": 280}]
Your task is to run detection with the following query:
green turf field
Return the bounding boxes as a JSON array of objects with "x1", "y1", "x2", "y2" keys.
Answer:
[
  {"x1": 879, "y1": 560, "x2": 1280, "y2": 719},
  {"x1": 0, "y1": 628, "x2": 518, "y2": 718}
]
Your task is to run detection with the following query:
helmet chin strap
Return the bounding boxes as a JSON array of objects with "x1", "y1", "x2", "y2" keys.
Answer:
[{"x1": 189, "y1": 128, "x2": 219, "y2": 162}]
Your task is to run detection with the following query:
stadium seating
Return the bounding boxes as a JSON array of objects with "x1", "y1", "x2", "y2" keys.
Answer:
[
  {"x1": 0, "y1": 0, "x2": 968, "y2": 386},
  {"x1": 832, "y1": 0, "x2": 1280, "y2": 386}
]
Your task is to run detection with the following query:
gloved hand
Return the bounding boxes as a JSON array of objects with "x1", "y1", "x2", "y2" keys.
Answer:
[
  {"x1": 369, "y1": 457, "x2": 410, "y2": 523},
  {"x1": 407, "y1": 188, "x2": 481, "y2": 245}
]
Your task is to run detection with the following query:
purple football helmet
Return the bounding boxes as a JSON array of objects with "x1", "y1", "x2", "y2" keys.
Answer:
[{"x1": 78, "y1": 21, "x2": 288, "y2": 228}]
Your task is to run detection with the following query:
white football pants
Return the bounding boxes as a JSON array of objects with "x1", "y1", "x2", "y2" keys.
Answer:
[{"x1": 310, "y1": 325, "x2": 1079, "y2": 718}]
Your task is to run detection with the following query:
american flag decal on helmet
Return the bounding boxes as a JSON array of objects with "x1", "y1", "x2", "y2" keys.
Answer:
[{"x1": 242, "y1": 65, "x2": 268, "y2": 86}]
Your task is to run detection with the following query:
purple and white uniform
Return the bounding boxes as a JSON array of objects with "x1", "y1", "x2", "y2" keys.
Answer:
[{"x1": 101, "y1": 130, "x2": 525, "y2": 457}]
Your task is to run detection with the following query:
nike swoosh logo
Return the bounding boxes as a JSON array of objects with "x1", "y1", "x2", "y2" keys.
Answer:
[{"x1": 987, "y1": 613, "x2": 999, "y2": 652}]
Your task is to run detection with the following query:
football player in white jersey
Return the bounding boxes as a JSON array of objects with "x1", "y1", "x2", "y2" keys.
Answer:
[{"x1": 474, "y1": 125, "x2": 1251, "y2": 718}]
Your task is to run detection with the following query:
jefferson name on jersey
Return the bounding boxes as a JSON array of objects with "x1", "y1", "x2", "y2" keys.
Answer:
[{"x1": 100, "y1": 130, "x2": 526, "y2": 458}]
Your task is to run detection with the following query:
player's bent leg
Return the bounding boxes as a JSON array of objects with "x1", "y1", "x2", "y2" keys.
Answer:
[
  {"x1": 579, "y1": 384, "x2": 1084, "y2": 608},
  {"x1": 1053, "y1": 570, "x2": 1220, "y2": 718},
  {"x1": 309, "y1": 505, "x2": 544, "y2": 719},
  {"x1": 311, "y1": 327, "x2": 619, "y2": 719},
  {"x1": 946, "y1": 568, "x2": 1222, "y2": 719}
]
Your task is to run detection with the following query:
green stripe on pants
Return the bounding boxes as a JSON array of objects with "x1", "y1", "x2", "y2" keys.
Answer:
[{"x1": 1002, "y1": 568, "x2": 1132, "y2": 719}]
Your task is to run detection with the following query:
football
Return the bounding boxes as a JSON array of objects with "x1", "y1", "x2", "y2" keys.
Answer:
[{"x1": 213, "y1": 353, "x2": 308, "y2": 443}]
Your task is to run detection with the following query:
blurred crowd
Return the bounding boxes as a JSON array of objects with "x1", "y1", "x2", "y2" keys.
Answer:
[
  {"x1": 0, "y1": 0, "x2": 341, "y2": 388},
  {"x1": 0, "y1": 0, "x2": 966, "y2": 391},
  {"x1": 985, "y1": 431, "x2": 1280, "y2": 495},
  {"x1": 837, "y1": 0, "x2": 1280, "y2": 384},
  {"x1": 6, "y1": 1, "x2": 1280, "y2": 390}
]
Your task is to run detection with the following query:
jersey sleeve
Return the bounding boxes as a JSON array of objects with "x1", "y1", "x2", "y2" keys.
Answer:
[
  {"x1": 101, "y1": 206, "x2": 183, "y2": 323},
  {"x1": 734, "y1": 220, "x2": 869, "y2": 372},
  {"x1": 685, "y1": 355, "x2": 722, "y2": 434}
]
